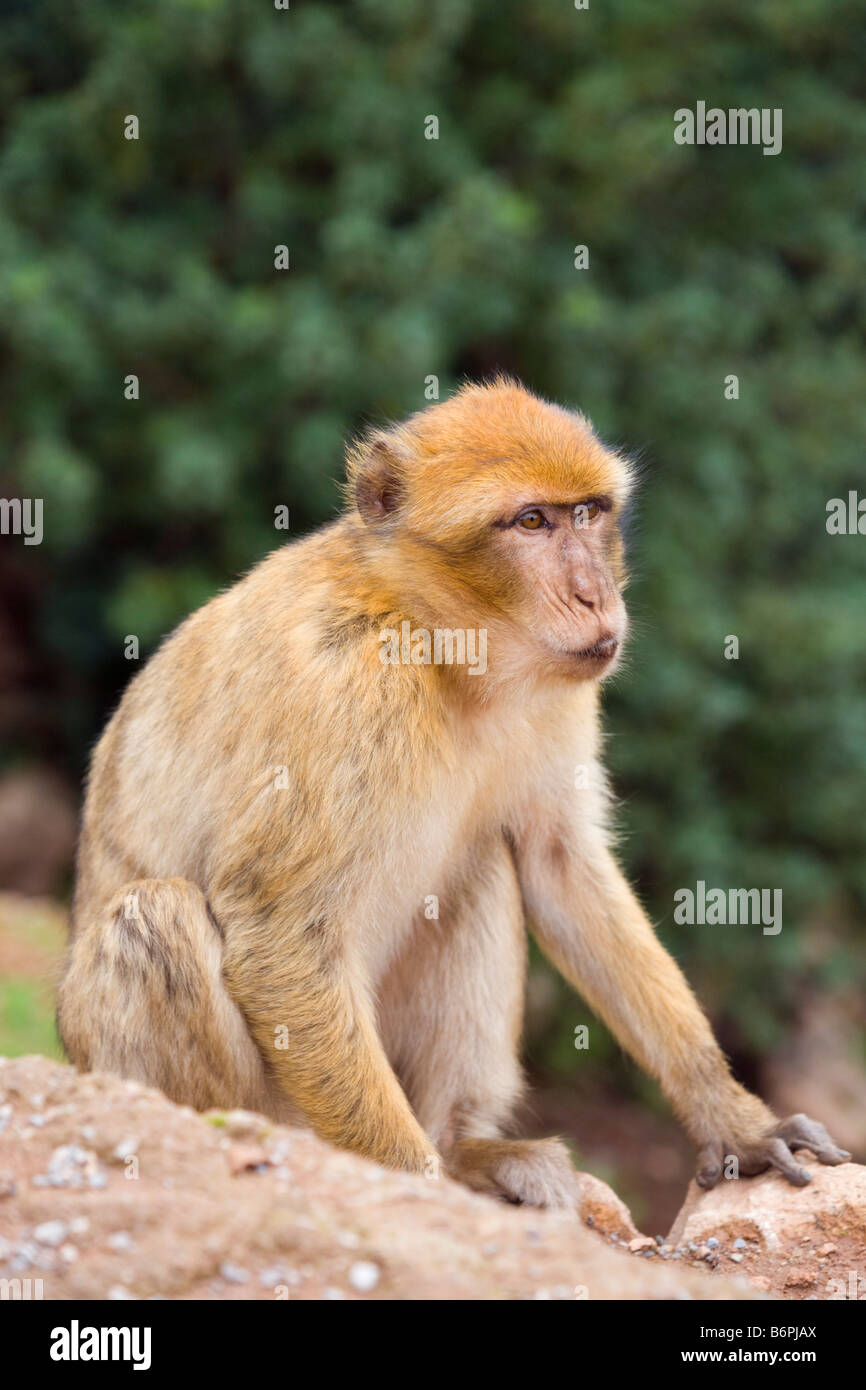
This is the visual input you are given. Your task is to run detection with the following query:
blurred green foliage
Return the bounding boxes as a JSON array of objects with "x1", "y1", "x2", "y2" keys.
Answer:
[
  {"x1": 0, "y1": 979, "x2": 61, "y2": 1060},
  {"x1": 1, "y1": 0, "x2": 865, "y2": 1083}
]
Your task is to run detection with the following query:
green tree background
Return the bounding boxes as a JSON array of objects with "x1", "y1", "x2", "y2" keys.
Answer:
[{"x1": 1, "y1": 0, "x2": 865, "y2": 1219}]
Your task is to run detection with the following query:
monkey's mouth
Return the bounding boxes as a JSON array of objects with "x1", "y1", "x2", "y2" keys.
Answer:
[{"x1": 570, "y1": 635, "x2": 619, "y2": 663}]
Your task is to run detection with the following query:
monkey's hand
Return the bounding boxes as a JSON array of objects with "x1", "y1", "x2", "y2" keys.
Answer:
[{"x1": 696, "y1": 1111, "x2": 852, "y2": 1189}]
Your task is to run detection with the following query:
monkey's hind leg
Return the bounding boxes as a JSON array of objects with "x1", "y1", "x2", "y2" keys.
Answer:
[
  {"x1": 448, "y1": 1136, "x2": 579, "y2": 1209},
  {"x1": 58, "y1": 877, "x2": 270, "y2": 1114}
]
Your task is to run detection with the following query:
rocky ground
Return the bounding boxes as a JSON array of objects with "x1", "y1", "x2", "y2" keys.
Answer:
[{"x1": 1, "y1": 1055, "x2": 864, "y2": 1301}]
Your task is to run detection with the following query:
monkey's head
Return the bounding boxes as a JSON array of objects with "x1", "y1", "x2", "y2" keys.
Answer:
[{"x1": 348, "y1": 379, "x2": 632, "y2": 681}]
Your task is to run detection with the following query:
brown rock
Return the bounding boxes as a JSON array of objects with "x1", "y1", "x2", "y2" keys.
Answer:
[
  {"x1": 668, "y1": 1162, "x2": 866, "y2": 1253},
  {"x1": 667, "y1": 1158, "x2": 866, "y2": 1300},
  {"x1": 578, "y1": 1171, "x2": 640, "y2": 1242}
]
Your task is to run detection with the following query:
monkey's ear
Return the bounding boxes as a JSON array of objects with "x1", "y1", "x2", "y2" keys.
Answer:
[{"x1": 354, "y1": 436, "x2": 406, "y2": 525}]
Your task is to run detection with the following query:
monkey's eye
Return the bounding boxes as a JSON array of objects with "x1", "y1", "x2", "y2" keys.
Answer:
[
  {"x1": 516, "y1": 509, "x2": 547, "y2": 531},
  {"x1": 573, "y1": 500, "x2": 603, "y2": 529}
]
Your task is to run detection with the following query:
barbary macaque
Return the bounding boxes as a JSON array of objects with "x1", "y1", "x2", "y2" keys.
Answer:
[{"x1": 58, "y1": 380, "x2": 850, "y2": 1205}]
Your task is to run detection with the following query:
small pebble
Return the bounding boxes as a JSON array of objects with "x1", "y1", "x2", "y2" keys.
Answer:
[
  {"x1": 45, "y1": 1144, "x2": 98, "y2": 1187},
  {"x1": 706, "y1": 1236, "x2": 719, "y2": 1249},
  {"x1": 628, "y1": 1236, "x2": 656, "y2": 1253},
  {"x1": 348, "y1": 1260, "x2": 380, "y2": 1292},
  {"x1": 220, "y1": 1262, "x2": 250, "y2": 1284},
  {"x1": 34, "y1": 1221, "x2": 67, "y2": 1247},
  {"x1": 732, "y1": 1237, "x2": 746, "y2": 1250},
  {"x1": 223, "y1": 1110, "x2": 262, "y2": 1138}
]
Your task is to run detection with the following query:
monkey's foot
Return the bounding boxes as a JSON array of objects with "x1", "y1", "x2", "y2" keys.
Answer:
[
  {"x1": 448, "y1": 1136, "x2": 579, "y2": 1209},
  {"x1": 696, "y1": 1112, "x2": 852, "y2": 1189}
]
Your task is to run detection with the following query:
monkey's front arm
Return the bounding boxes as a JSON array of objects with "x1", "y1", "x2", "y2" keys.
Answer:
[{"x1": 514, "y1": 823, "x2": 851, "y2": 1187}]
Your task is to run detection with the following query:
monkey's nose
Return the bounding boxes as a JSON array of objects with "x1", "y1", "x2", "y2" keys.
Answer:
[{"x1": 573, "y1": 578, "x2": 598, "y2": 610}]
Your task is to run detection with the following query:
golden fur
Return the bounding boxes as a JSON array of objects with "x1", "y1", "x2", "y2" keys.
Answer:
[{"x1": 58, "y1": 380, "x2": 849, "y2": 1202}]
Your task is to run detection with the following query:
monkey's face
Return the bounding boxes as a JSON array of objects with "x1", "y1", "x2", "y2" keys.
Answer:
[
  {"x1": 488, "y1": 495, "x2": 628, "y2": 680},
  {"x1": 349, "y1": 381, "x2": 632, "y2": 680}
]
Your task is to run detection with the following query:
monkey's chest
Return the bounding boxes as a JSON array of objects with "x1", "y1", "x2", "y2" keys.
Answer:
[{"x1": 361, "y1": 792, "x2": 513, "y2": 982}]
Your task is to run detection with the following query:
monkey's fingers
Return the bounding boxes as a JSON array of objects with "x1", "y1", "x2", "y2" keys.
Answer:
[
  {"x1": 773, "y1": 1113, "x2": 852, "y2": 1167},
  {"x1": 759, "y1": 1136, "x2": 813, "y2": 1186},
  {"x1": 695, "y1": 1141, "x2": 724, "y2": 1189}
]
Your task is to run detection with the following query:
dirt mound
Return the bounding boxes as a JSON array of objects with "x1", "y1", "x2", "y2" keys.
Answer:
[
  {"x1": 3, "y1": 1056, "x2": 862, "y2": 1300},
  {"x1": 0, "y1": 1055, "x2": 757, "y2": 1301}
]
